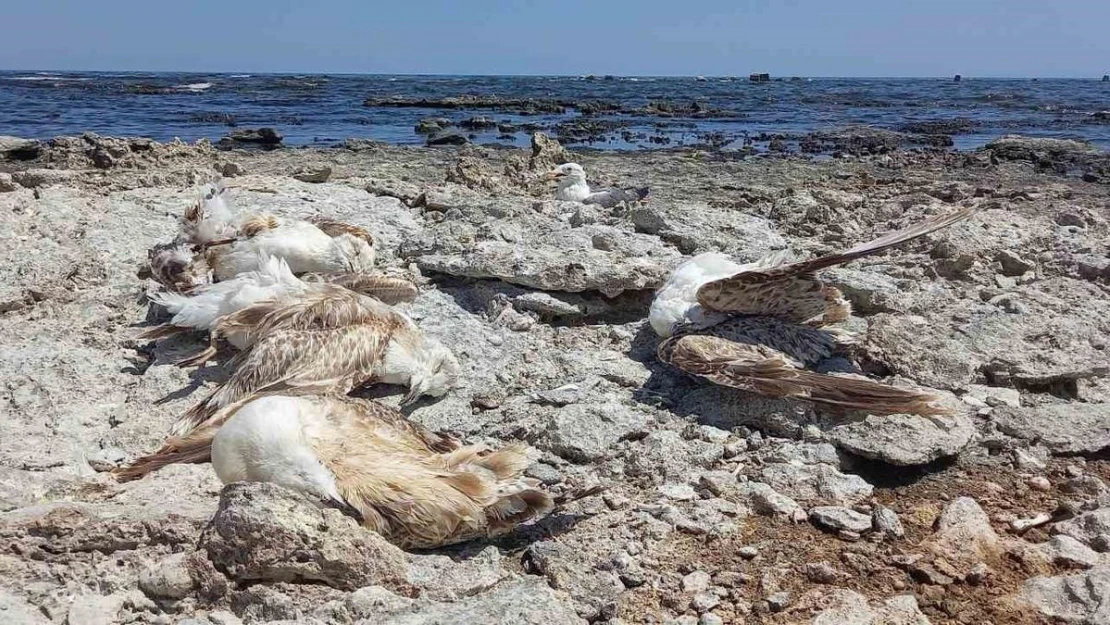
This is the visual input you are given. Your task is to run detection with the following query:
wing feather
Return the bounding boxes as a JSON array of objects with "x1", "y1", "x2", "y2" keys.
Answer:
[
  {"x1": 697, "y1": 206, "x2": 977, "y2": 324},
  {"x1": 171, "y1": 324, "x2": 396, "y2": 436},
  {"x1": 307, "y1": 217, "x2": 375, "y2": 245},
  {"x1": 310, "y1": 273, "x2": 419, "y2": 305},
  {"x1": 659, "y1": 334, "x2": 951, "y2": 416}
]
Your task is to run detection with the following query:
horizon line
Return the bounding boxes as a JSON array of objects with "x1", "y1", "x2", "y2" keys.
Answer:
[{"x1": 2, "y1": 68, "x2": 1109, "y2": 81}]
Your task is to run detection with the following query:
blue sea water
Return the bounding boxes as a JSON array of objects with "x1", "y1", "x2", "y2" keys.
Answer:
[{"x1": 1, "y1": 71, "x2": 1108, "y2": 150}]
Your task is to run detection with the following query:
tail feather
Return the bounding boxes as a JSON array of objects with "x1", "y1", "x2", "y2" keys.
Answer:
[
  {"x1": 174, "y1": 342, "x2": 219, "y2": 368},
  {"x1": 484, "y1": 488, "x2": 553, "y2": 529},
  {"x1": 137, "y1": 323, "x2": 190, "y2": 341},
  {"x1": 112, "y1": 424, "x2": 218, "y2": 482},
  {"x1": 792, "y1": 370, "x2": 953, "y2": 416},
  {"x1": 474, "y1": 443, "x2": 531, "y2": 481}
]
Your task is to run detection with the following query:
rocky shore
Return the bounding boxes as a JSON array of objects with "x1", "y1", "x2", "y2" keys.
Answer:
[{"x1": 1, "y1": 131, "x2": 1109, "y2": 624}]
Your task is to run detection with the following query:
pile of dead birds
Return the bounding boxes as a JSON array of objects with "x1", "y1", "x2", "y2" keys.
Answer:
[
  {"x1": 124, "y1": 182, "x2": 574, "y2": 549},
  {"x1": 118, "y1": 168, "x2": 978, "y2": 555}
]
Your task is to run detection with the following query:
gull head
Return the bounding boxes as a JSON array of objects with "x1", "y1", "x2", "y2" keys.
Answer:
[
  {"x1": 401, "y1": 338, "x2": 461, "y2": 405},
  {"x1": 546, "y1": 162, "x2": 587, "y2": 183},
  {"x1": 328, "y1": 233, "x2": 377, "y2": 272}
]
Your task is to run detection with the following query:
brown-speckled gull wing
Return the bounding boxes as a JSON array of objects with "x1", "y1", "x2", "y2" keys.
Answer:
[
  {"x1": 213, "y1": 285, "x2": 406, "y2": 348},
  {"x1": 307, "y1": 217, "x2": 375, "y2": 246},
  {"x1": 312, "y1": 273, "x2": 420, "y2": 305},
  {"x1": 171, "y1": 323, "x2": 399, "y2": 436},
  {"x1": 658, "y1": 333, "x2": 951, "y2": 416},
  {"x1": 696, "y1": 205, "x2": 977, "y2": 324},
  {"x1": 326, "y1": 396, "x2": 461, "y2": 453}
]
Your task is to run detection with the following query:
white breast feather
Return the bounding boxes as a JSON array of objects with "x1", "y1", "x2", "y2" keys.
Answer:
[
  {"x1": 151, "y1": 255, "x2": 309, "y2": 338},
  {"x1": 211, "y1": 396, "x2": 343, "y2": 503},
  {"x1": 649, "y1": 252, "x2": 750, "y2": 337},
  {"x1": 215, "y1": 221, "x2": 336, "y2": 278}
]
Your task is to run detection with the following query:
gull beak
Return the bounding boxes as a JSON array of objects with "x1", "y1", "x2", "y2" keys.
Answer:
[
  {"x1": 545, "y1": 170, "x2": 564, "y2": 181},
  {"x1": 323, "y1": 496, "x2": 365, "y2": 522}
]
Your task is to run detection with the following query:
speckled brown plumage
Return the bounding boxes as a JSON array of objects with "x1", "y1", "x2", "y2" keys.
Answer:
[{"x1": 660, "y1": 206, "x2": 978, "y2": 415}]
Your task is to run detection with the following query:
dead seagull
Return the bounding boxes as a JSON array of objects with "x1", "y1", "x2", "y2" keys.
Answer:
[
  {"x1": 547, "y1": 162, "x2": 650, "y2": 208},
  {"x1": 148, "y1": 184, "x2": 378, "y2": 290},
  {"x1": 115, "y1": 285, "x2": 459, "y2": 481},
  {"x1": 139, "y1": 253, "x2": 419, "y2": 364},
  {"x1": 649, "y1": 205, "x2": 978, "y2": 415},
  {"x1": 208, "y1": 394, "x2": 558, "y2": 549}
]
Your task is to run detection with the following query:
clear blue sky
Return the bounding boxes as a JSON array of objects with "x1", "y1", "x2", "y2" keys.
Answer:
[{"x1": 3, "y1": 0, "x2": 1107, "y2": 77}]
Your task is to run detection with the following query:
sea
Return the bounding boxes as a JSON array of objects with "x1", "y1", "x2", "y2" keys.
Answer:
[{"x1": 1, "y1": 71, "x2": 1108, "y2": 151}]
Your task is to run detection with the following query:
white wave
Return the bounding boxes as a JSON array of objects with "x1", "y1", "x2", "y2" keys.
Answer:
[{"x1": 174, "y1": 82, "x2": 213, "y2": 91}]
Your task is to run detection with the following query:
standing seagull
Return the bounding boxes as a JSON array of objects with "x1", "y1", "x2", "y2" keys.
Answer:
[
  {"x1": 115, "y1": 286, "x2": 459, "y2": 481},
  {"x1": 651, "y1": 206, "x2": 977, "y2": 414},
  {"x1": 209, "y1": 394, "x2": 556, "y2": 549},
  {"x1": 548, "y1": 162, "x2": 650, "y2": 208}
]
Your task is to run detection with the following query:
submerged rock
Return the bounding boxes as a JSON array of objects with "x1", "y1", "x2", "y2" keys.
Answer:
[
  {"x1": 426, "y1": 130, "x2": 470, "y2": 146},
  {"x1": 224, "y1": 127, "x2": 283, "y2": 146}
]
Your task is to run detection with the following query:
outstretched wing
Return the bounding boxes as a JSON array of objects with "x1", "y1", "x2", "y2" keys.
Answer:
[
  {"x1": 213, "y1": 285, "x2": 406, "y2": 347},
  {"x1": 659, "y1": 333, "x2": 951, "y2": 416},
  {"x1": 172, "y1": 324, "x2": 397, "y2": 436},
  {"x1": 696, "y1": 205, "x2": 976, "y2": 325},
  {"x1": 307, "y1": 217, "x2": 375, "y2": 245}
]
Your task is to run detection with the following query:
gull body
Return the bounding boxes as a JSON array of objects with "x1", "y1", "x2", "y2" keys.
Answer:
[
  {"x1": 652, "y1": 207, "x2": 979, "y2": 415},
  {"x1": 548, "y1": 162, "x2": 650, "y2": 207},
  {"x1": 211, "y1": 395, "x2": 553, "y2": 549}
]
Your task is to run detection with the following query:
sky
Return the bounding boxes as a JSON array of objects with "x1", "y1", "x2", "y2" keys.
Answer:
[{"x1": 2, "y1": 0, "x2": 1108, "y2": 77}]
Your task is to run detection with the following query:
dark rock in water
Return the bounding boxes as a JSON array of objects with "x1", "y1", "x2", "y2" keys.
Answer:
[
  {"x1": 0, "y1": 136, "x2": 41, "y2": 161},
  {"x1": 365, "y1": 95, "x2": 565, "y2": 115},
  {"x1": 803, "y1": 126, "x2": 913, "y2": 155},
  {"x1": 750, "y1": 73, "x2": 771, "y2": 82},
  {"x1": 1103, "y1": 75, "x2": 1109, "y2": 82},
  {"x1": 224, "y1": 127, "x2": 283, "y2": 146},
  {"x1": 459, "y1": 116, "x2": 498, "y2": 130},
  {"x1": 126, "y1": 83, "x2": 171, "y2": 95},
  {"x1": 898, "y1": 118, "x2": 975, "y2": 135},
  {"x1": 190, "y1": 112, "x2": 237, "y2": 126},
  {"x1": 954, "y1": 74, "x2": 962, "y2": 82},
  {"x1": 426, "y1": 130, "x2": 469, "y2": 146},
  {"x1": 414, "y1": 117, "x2": 450, "y2": 134},
  {"x1": 575, "y1": 100, "x2": 621, "y2": 115},
  {"x1": 984, "y1": 135, "x2": 1100, "y2": 164}
]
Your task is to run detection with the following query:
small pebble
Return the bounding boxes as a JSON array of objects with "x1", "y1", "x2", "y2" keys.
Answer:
[
  {"x1": 691, "y1": 591, "x2": 720, "y2": 613},
  {"x1": 737, "y1": 546, "x2": 759, "y2": 560},
  {"x1": 487, "y1": 334, "x2": 503, "y2": 346},
  {"x1": 682, "y1": 570, "x2": 712, "y2": 593},
  {"x1": 699, "y1": 614, "x2": 724, "y2": 625},
  {"x1": 766, "y1": 591, "x2": 792, "y2": 612}
]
